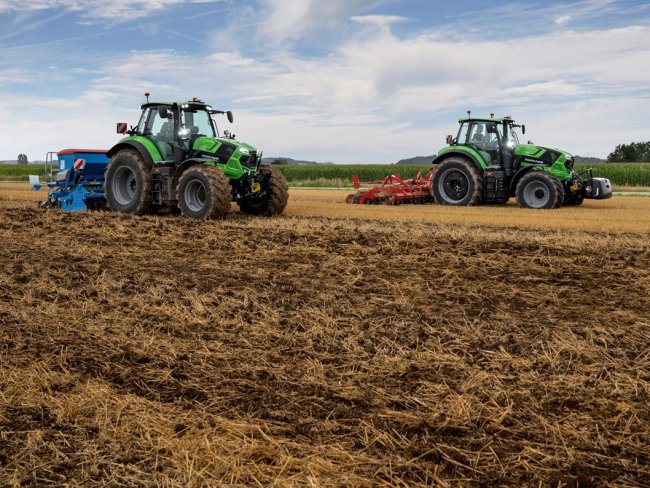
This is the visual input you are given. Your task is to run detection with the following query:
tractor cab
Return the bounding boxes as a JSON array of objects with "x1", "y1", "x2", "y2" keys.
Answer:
[
  {"x1": 452, "y1": 115, "x2": 524, "y2": 176},
  {"x1": 121, "y1": 100, "x2": 234, "y2": 164}
]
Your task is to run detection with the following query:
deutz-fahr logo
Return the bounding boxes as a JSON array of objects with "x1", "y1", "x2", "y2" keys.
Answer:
[
  {"x1": 199, "y1": 152, "x2": 221, "y2": 162},
  {"x1": 523, "y1": 158, "x2": 544, "y2": 164}
]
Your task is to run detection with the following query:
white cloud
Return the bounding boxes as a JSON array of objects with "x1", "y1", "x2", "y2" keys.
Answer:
[
  {"x1": 504, "y1": 81, "x2": 582, "y2": 97},
  {"x1": 0, "y1": 0, "x2": 217, "y2": 21},
  {"x1": 351, "y1": 14, "x2": 408, "y2": 27},
  {"x1": 555, "y1": 14, "x2": 571, "y2": 25},
  {"x1": 257, "y1": 0, "x2": 392, "y2": 44}
]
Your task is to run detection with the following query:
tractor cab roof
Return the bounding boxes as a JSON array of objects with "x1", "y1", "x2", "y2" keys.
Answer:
[
  {"x1": 458, "y1": 116, "x2": 516, "y2": 124},
  {"x1": 140, "y1": 99, "x2": 211, "y2": 110}
]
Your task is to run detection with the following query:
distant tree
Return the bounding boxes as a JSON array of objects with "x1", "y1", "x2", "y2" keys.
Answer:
[
  {"x1": 271, "y1": 158, "x2": 289, "y2": 165},
  {"x1": 607, "y1": 142, "x2": 650, "y2": 163},
  {"x1": 17, "y1": 153, "x2": 28, "y2": 164}
]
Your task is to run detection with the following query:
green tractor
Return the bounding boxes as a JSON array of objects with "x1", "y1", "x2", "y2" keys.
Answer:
[
  {"x1": 431, "y1": 111, "x2": 612, "y2": 209},
  {"x1": 106, "y1": 95, "x2": 288, "y2": 219}
]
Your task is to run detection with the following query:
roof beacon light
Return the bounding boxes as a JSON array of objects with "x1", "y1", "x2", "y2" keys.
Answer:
[
  {"x1": 490, "y1": 112, "x2": 495, "y2": 118},
  {"x1": 466, "y1": 108, "x2": 472, "y2": 118},
  {"x1": 145, "y1": 92, "x2": 150, "y2": 103}
]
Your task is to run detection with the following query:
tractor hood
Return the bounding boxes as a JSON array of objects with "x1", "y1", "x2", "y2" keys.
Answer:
[
  {"x1": 515, "y1": 144, "x2": 573, "y2": 166},
  {"x1": 192, "y1": 136, "x2": 259, "y2": 170}
]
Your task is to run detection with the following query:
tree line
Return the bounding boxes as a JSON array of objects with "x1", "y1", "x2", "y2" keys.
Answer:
[{"x1": 607, "y1": 142, "x2": 650, "y2": 163}]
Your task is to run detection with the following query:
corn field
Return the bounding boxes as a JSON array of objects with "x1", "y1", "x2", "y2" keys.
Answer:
[
  {"x1": 3, "y1": 162, "x2": 649, "y2": 186},
  {"x1": 274, "y1": 163, "x2": 650, "y2": 187}
]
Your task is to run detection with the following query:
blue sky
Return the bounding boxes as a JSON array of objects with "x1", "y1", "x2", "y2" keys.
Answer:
[{"x1": 1, "y1": 0, "x2": 649, "y2": 162}]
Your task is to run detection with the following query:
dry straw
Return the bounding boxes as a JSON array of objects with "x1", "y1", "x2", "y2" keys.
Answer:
[{"x1": 0, "y1": 204, "x2": 649, "y2": 486}]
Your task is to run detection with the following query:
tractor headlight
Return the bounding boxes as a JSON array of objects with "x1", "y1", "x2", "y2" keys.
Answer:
[{"x1": 240, "y1": 148, "x2": 250, "y2": 155}]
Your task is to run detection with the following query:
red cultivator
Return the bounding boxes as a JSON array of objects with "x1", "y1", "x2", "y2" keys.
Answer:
[{"x1": 346, "y1": 169, "x2": 435, "y2": 205}]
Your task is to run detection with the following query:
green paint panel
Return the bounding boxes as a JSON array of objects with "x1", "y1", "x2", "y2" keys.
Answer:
[
  {"x1": 515, "y1": 144, "x2": 546, "y2": 158},
  {"x1": 118, "y1": 135, "x2": 165, "y2": 162},
  {"x1": 192, "y1": 137, "x2": 219, "y2": 153},
  {"x1": 437, "y1": 146, "x2": 489, "y2": 169}
]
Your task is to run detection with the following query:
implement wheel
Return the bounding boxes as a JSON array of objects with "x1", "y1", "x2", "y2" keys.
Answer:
[
  {"x1": 431, "y1": 157, "x2": 483, "y2": 205},
  {"x1": 105, "y1": 149, "x2": 152, "y2": 215},
  {"x1": 238, "y1": 167, "x2": 289, "y2": 216},
  {"x1": 177, "y1": 165, "x2": 231, "y2": 219},
  {"x1": 516, "y1": 171, "x2": 564, "y2": 209}
]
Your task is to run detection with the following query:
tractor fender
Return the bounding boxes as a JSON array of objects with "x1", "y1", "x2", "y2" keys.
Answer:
[
  {"x1": 432, "y1": 150, "x2": 485, "y2": 172},
  {"x1": 107, "y1": 141, "x2": 155, "y2": 168},
  {"x1": 509, "y1": 165, "x2": 539, "y2": 193}
]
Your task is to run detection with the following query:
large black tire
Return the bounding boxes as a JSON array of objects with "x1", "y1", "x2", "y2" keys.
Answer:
[
  {"x1": 238, "y1": 167, "x2": 289, "y2": 216},
  {"x1": 105, "y1": 149, "x2": 153, "y2": 215},
  {"x1": 177, "y1": 166, "x2": 231, "y2": 220},
  {"x1": 431, "y1": 157, "x2": 483, "y2": 205},
  {"x1": 516, "y1": 171, "x2": 564, "y2": 209}
]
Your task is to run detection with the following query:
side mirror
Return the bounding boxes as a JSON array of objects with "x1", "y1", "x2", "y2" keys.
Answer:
[
  {"x1": 116, "y1": 122, "x2": 128, "y2": 134},
  {"x1": 486, "y1": 123, "x2": 497, "y2": 133},
  {"x1": 446, "y1": 134, "x2": 453, "y2": 145},
  {"x1": 227, "y1": 111, "x2": 234, "y2": 123},
  {"x1": 158, "y1": 106, "x2": 169, "y2": 119}
]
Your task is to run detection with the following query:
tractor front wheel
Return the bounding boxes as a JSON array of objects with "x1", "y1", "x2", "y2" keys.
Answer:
[
  {"x1": 177, "y1": 166, "x2": 231, "y2": 219},
  {"x1": 105, "y1": 149, "x2": 153, "y2": 215},
  {"x1": 238, "y1": 168, "x2": 289, "y2": 216},
  {"x1": 516, "y1": 172, "x2": 564, "y2": 209},
  {"x1": 431, "y1": 157, "x2": 483, "y2": 205}
]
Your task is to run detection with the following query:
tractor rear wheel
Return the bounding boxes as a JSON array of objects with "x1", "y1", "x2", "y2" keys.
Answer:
[
  {"x1": 238, "y1": 167, "x2": 289, "y2": 216},
  {"x1": 177, "y1": 165, "x2": 231, "y2": 219},
  {"x1": 105, "y1": 149, "x2": 153, "y2": 215},
  {"x1": 516, "y1": 172, "x2": 564, "y2": 209},
  {"x1": 431, "y1": 157, "x2": 483, "y2": 205}
]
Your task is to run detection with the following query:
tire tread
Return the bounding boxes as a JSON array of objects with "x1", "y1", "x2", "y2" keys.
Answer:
[
  {"x1": 177, "y1": 165, "x2": 231, "y2": 219},
  {"x1": 105, "y1": 148, "x2": 153, "y2": 215}
]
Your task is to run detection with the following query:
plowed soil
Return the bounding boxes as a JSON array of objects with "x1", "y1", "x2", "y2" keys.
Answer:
[{"x1": 1, "y1": 197, "x2": 650, "y2": 486}]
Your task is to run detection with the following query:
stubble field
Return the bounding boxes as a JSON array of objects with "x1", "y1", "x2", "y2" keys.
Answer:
[{"x1": 1, "y1": 183, "x2": 649, "y2": 486}]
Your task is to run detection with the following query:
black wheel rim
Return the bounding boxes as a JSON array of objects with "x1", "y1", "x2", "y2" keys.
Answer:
[{"x1": 439, "y1": 168, "x2": 469, "y2": 203}]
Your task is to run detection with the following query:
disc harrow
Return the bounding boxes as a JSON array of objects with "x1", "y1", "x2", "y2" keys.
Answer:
[{"x1": 346, "y1": 169, "x2": 435, "y2": 205}]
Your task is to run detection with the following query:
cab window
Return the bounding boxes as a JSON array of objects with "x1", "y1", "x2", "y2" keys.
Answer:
[
  {"x1": 468, "y1": 122, "x2": 488, "y2": 146},
  {"x1": 181, "y1": 109, "x2": 215, "y2": 138},
  {"x1": 457, "y1": 123, "x2": 469, "y2": 144}
]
